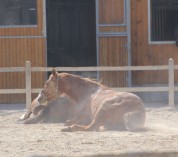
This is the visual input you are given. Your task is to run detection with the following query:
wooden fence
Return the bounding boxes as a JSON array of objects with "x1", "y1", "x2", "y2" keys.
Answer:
[{"x1": 0, "y1": 58, "x2": 177, "y2": 108}]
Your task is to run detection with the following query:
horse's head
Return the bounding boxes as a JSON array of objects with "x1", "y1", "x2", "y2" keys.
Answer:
[{"x1": 38, "y1": 68, "x2": 60, "y2": 104}]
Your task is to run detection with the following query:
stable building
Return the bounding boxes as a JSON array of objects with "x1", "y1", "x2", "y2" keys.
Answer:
[{"x1": 0, "y1": 0, "x2": 178, "y2": 103}]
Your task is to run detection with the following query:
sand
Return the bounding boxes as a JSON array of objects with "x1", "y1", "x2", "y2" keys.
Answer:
[{"x1": 0, "y1": 104, "x2": 178, "y2": 157}]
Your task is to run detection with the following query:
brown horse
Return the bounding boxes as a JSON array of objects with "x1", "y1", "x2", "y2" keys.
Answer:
[
  {"x1": 37, "y1": 69, "x2": 146, "y2": 132},
  {"x1": 18, "y1": 93, "x2": 76, "y2": 124}
]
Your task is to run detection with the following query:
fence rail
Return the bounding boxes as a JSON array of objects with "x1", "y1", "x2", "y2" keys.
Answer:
[{"x1": 0, "y1": 58, "x2": 177, "y2": 108}]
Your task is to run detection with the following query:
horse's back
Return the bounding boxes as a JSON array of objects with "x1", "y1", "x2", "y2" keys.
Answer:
[{"x1": 93, "y1": 90, "x2": 144, "y2": 110}]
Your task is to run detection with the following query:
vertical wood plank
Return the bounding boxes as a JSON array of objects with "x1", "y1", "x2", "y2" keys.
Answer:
[
  {"x1": 168, "y1": 58, "x2": 174, "y2": 107},
  {"x1": 25, "y1": 61, "x2": 31, "y2": 109}
]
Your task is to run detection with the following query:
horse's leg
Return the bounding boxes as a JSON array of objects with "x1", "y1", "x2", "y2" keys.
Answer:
[
  {"x1": 65, "y1": 105, "x2": 91, "y2": 126},
  {"x1": 61, "y1": 115, "x2": 104, "y2": 132},
  {"x1": 61, "y1": 106, "x2": 107, "y2": 132},
  {"x1": 65, "y1": 112, "x2": 90, "y2": 126},
  {"x1": 17, "y1": 110, "x2": 32, "y2": 123},
  {"x1": 32, "y1": 104, "x2": 46, "y2": 116},
  {"x1": 123, "y1": 110, "x2": 145, "y2": 131},
  {"x1": 61, "y1": 102, "x2": 129, "y2": 132},
  {"x1": 23, "y1": 109, "x2": 46, "y2": 124},
  {"x1": 65, "y1": 114, "x2": 83, "y2": 126}
]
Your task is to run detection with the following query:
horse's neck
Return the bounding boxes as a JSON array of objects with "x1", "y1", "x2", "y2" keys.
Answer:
[{"x1": 61, "y1": 76, "x2": 99, "y2": 103}]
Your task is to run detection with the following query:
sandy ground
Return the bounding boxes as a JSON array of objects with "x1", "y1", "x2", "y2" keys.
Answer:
[{"x1": 0, "y1": 103, "x2": 178, "y2": 157}]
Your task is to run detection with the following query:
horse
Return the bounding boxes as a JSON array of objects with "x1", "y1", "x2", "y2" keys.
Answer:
[
  {"x1": 37, "y1": 68, "x2": 146, "y2": 132},
  {"x1": 18, "y1": 93, "x2": 76, "y2": 124}
]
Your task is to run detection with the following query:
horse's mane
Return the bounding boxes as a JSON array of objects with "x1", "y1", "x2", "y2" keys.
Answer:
[{"x1": 59, "y1": 72, "x2": 106, "y2": 88}]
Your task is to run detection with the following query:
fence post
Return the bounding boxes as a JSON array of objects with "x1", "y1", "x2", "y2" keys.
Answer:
[
  {"x1": 25, "y1": 61, "x2": 31, "y2": 109},
  {"x1": 168, "y1": 58, "x2": 174, "y2": 107}
]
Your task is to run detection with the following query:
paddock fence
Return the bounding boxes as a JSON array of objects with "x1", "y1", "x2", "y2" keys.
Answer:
[{"x1": 0, "y1": 58, "x2": 177, "y2": 108}]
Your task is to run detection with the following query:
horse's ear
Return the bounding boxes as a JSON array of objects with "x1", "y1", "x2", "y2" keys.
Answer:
[{"x1": 52, "y1": 68, "x2": 58, "y2": 78}]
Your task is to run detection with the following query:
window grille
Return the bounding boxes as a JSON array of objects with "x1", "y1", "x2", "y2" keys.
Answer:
[{"x1": 151, "y1": 0, "x2": 178, "y2": 41}]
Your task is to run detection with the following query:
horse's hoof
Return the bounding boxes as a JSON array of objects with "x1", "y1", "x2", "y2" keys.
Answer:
[
  {"x1": 98, "y1": 126, "x2": 107, "y2": 132},
  {"x1": 65, "y1": 120, "x2": 74, "y2": 126},
  {"x1": 61, "y1": 127, "x2": 72, "y2": 132},
  {"x1": 16, "y1": 119, "x2": 25, "y2": 124}
]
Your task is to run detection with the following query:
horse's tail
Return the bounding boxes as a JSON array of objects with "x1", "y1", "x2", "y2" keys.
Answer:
[{"x1": 123, "y1": 109, "x2": 146, "y2": 131}]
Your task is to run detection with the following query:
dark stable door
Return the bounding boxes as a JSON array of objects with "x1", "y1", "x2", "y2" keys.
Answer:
[{"x1": 46, "y1": 0, "x2": 96, "y2": 67}]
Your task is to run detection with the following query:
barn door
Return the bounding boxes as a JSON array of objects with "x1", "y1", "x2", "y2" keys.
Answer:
[
  {"x1": 96, "y1": 0, "x2": 131, "y2": 87},
  {"x1": 46, "y1": 0, "x2": 96, "y2": 67}
]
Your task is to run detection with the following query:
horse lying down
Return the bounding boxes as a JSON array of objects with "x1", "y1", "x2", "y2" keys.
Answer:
[
  {"x1": 36, "y1": 69, "x2": 146, "y2": 132},
  {"x1": 18, "y1": 94, "x2": 76, "y2": 124}
]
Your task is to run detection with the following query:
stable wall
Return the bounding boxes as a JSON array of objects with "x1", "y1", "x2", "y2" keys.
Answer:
[
  {"x1": 131, "y1": 0, "x2": 178, "y2": 85},
  {"x1": 0, "y1": 0, "x2": 46, "y2": 103}
]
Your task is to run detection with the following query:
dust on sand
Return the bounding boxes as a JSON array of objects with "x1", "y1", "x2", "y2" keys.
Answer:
[{"x1": 0, "y1": 103, "x2": 178, "y2": 157}]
